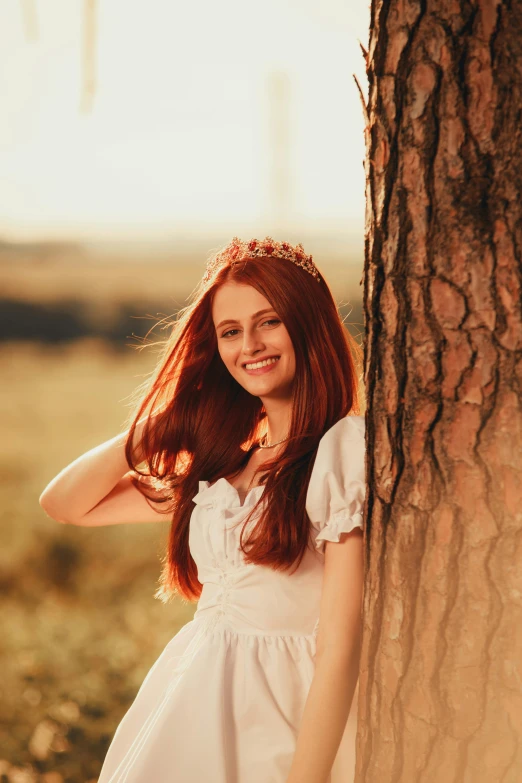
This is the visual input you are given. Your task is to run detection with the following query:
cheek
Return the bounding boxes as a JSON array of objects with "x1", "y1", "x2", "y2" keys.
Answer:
[{"x1": 220, "y1": 345, "x2": 239, "y2": 371}]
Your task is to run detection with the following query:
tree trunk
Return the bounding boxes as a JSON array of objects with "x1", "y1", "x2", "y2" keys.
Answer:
[{"x1": 359, "y1": 2, "x2": 522, "y2": 781}]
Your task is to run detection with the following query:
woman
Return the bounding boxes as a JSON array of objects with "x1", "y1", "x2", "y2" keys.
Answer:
[{"x1": 39, "y1": 236, "x2": 366, "y2": 783}]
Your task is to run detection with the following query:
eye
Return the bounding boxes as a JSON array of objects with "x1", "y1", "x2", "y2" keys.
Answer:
[{"x1": 221, "y1": 318, "x2": 281, "y2": 339}]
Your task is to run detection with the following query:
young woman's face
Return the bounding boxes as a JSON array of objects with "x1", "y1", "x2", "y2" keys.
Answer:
[{"x1": 212, "y1": 281, "x2": 296, "y2": 400}]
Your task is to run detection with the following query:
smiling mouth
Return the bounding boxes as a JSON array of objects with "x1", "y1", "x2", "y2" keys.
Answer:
[{"x1": 243, "y1": 356, "x2": 280, "y2": 370}]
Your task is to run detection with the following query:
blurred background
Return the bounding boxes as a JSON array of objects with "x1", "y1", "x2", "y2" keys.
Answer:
[{"x1": 1, "y1": 0, "x2": 370, "y2": 779}]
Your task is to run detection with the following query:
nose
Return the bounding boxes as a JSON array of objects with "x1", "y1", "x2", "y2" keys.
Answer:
[{"x1": 242, "y1": 326, "x2": 265, "y2": 356}]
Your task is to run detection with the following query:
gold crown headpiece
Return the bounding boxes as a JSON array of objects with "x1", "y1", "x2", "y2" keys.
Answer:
[{"x1": 202, "y1": 236, "x2": 321, "y2": 285}]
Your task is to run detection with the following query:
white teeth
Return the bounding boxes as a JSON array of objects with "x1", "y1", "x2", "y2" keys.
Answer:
[{"x1": 245, "y1": 357, "x2": 280, "y2": 370}]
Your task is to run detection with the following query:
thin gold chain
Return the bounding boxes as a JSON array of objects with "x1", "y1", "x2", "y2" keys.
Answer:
[{"x1": 258, "y1": 433, "x2": 289, "y2": 449}]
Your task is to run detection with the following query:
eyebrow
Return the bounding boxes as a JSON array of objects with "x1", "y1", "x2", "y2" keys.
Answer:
[{"x1": 216, "y1": 308, "x2": 276, "y2": 330}]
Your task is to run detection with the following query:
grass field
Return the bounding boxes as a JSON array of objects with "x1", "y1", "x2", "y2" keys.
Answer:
[{"x1": 0, "y1": 340, "x2": 195, "y2": 782}]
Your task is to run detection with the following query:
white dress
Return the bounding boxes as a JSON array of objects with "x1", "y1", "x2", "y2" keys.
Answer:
[{"x1": 97, "y1": 414, "x2": 365, "y2": 783}]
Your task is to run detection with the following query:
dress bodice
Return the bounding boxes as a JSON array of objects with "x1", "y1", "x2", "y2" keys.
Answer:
[
  {"x1": 189, "y1": 477, "x2": 325, "y2": 636},
  {"x1": 189, "y1": 415, "x2": 365, "y2": 638}
]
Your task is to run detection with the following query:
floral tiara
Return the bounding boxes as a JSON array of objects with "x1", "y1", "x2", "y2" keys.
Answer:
[{"x1": 202, "y1": 236, "x2": 321, "y2": 285}]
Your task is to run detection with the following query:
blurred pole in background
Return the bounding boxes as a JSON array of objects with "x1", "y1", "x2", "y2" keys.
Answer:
[
  {"x1": 81, "y1": 0, "x2": 97, "y2": 113},
  {"x1": 267, "y1": 71, "x2": 293, "y2": 236},
  {"x1": 20, "y1": 0, "x2": 38, "y2": 42}
]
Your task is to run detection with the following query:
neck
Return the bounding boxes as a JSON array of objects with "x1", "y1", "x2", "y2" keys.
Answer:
[{"x1": 261, "y1": 398, "x2": 292, "y2": 444}]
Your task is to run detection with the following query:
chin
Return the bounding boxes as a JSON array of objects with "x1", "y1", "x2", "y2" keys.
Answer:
[{"x1": 252, "y1": 382, "x2": 290, "y2": 397}]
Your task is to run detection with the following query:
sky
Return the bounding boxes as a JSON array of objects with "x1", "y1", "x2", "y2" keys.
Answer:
[{"x1": 0, "y1": 0, "x2": 371, "y2": 242}]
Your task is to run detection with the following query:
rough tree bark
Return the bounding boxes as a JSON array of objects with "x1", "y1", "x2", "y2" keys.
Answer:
[{"x1": 359, "y1": 1, "x2": 522, "y2": 781}]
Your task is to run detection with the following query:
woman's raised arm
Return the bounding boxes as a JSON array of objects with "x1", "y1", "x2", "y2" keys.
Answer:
[{"x1": 39, "y1": 418, "x2": 170, "y2": 527}]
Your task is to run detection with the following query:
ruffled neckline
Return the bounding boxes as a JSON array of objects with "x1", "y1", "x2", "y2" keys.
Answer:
[{"x1": 192, "y1": 477, "x2": 266, "y2": 510}]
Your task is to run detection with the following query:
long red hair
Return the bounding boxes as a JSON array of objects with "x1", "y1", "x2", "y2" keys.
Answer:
[{"x1": 124, "y1": 249, "x2": 363, "y2": 602}]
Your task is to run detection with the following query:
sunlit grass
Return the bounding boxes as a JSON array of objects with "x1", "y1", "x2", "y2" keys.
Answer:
[{"x1": 0, "y1": 340, "x2": 195, "y2": 782}]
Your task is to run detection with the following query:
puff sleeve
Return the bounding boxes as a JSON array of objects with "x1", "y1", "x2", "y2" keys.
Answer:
[{"x1": 305, "y1": 415, "x2": 366, "y2": 554}]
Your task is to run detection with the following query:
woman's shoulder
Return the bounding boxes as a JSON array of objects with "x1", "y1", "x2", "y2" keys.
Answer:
[
  {"x1": 305, "y1": 414, "x2": 366, "y2": 546},
  {"x1": 307, "y1": 413, "x2": 366, "y2": 493},
  {"x1": 317, "y1": 414, "x2": 365, "y2": 450}
]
